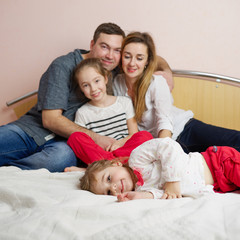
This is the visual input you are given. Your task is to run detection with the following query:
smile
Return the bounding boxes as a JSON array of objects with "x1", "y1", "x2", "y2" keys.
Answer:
[
  {"x1": 127, "y1": 68, "x2": 137, "y2": 73},
  {"x1": 91, "y1": 92, "x2": 100, "y2": 98},
  {"x1": 102, "y1": 59, "x2": 114, "y2": 65},
  {"x1": 121, "y1": 180, "x2": 124, "y2": 193}
]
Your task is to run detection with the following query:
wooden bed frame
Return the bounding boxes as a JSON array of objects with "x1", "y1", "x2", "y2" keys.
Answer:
[
  {"x1": 6, "y1": 70, "x2": 240, "y2": 131},
  {"x1": 172, "y1": 70, "x2": 240, "y2": 131}
]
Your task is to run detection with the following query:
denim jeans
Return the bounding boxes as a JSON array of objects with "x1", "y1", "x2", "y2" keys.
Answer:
[
  {"x1": 0, "y1": 124, "x2": 77, "y2": 172},
  {"x1": 177, "y1": 119, "x2": 240, "y2": 153}
]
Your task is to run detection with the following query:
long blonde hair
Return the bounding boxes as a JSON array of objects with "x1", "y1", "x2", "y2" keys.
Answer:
[{"x1": 121, "y1": 32, "x2": 157, "y2": 122}]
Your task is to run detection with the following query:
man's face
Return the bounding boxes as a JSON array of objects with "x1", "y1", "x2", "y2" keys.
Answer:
[{"x1": 90, "y1": 33, "x2": 123, "y2": 71}]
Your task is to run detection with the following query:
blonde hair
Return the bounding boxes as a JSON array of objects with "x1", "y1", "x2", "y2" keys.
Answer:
[
  {"x1": 80, "y1": 158, "x2": 137, "y2": 194},
  {"x1": 121, "y1": 32, "x2": 157, "y2": 122}
]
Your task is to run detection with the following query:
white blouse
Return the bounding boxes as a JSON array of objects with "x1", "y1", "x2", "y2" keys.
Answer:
[
  {"x1": 128, "y1": 137, "x2": 214, "y2": 198},
  {"x1": 113, "y1": 74, "x2": 194, "y2": 140}
]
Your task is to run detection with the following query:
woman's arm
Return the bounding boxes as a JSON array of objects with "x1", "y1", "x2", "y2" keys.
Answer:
[
  {"x1": 158, "y1": 129, "x2": 172, "y2": 138},
  {"x1": 150, "y1": 76, "x2": 174, "y2": 138}
]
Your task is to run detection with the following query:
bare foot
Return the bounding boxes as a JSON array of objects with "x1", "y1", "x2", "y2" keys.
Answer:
[{"x1": 64, "y1": 166, "x2": 86, "y2": 172}]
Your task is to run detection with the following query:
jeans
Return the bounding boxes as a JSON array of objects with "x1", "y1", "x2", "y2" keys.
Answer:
[
  {"x1": 0, "y1": 124, "x2": 77, "y2": 172},
  {"x1": 177, "y1": 119, "x2": 240, "y2": 153}
]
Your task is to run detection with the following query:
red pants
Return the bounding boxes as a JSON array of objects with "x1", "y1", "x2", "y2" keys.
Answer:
[
  {"x1": 202, "y1": 146, "x2": 240, "y2": 193},
  {"x1": 67, "y1": 131, "x2": 153, "y2": 165}
]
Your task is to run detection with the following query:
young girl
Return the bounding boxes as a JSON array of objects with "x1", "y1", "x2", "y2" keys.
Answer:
[
  {"x1": 65, "y1": 58, "x2": 152, "y2": 171},
  {"x1": 80, "y1": 137, "x2": 240, "y2": 201}
]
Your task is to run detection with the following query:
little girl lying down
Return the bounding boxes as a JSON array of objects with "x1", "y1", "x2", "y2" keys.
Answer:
[{"x1": 80, "y1": 137, "x2": 240, "y2": 201}]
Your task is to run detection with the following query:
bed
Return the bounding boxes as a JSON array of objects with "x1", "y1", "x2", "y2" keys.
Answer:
[{"x1": 2, "y1": 70, "x2": 240, "y2": 240}]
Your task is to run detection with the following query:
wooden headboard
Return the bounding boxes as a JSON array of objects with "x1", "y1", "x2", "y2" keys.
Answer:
[
  {"x1": 6, "y1": 70, "x2": 240, "y2": 131},
  {"x1": 172, "y1": 70, "x2": 240, "y2": 131}
]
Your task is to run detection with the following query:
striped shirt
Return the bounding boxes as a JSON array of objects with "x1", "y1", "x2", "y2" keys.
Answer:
[{"x1": 74, "y1": 96, "x2": 135, "y2": 140}]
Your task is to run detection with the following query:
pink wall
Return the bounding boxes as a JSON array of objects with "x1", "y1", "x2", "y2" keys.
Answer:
[{"x1": 1, "y1": 0, "x2": 240, "y2": 125}]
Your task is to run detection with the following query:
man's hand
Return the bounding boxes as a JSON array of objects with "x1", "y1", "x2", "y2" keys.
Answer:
[
  {"x1": 161, "y1": 181, "x2": 182, "y2": 199},
  {"x1": 117, "y1": 191, "x2": 153, "y2": 202},
  {"x1": 154, "y1": 70, "x2": 174, "y2": 92}
]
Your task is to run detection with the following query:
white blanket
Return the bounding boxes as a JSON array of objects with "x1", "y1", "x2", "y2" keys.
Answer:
[{"x1": 0, "y1": 166, "x2": 239, "y2": 240}]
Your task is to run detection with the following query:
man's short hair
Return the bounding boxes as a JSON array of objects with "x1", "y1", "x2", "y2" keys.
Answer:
[{"x1": 93, "y1": 23, "x2": 125, "y2": 43}]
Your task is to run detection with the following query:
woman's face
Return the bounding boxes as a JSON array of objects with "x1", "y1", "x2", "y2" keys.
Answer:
[{"x1": 122, "y1": 42, "x2": 148, "y2": 81}]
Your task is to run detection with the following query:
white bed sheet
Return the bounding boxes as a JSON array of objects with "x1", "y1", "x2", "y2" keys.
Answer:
[{"x1": 0, "y1": 166, "x2": 239, "y2": 240}]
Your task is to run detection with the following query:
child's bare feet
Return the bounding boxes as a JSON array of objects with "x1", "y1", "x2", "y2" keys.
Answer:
[{"x1": 64, "y1": 166, "x2": 86, "y2": 172}]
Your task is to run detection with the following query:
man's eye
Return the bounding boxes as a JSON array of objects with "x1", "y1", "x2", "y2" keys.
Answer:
[{"x1": 107, "y1": 175, "x2": 111, "y2": 182}]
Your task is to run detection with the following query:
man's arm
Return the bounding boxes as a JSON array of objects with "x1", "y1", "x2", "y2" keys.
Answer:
[
  {"x1": 42, "y1": 109, "x2": 115, "y2": 149},
  {"x1": 155, "y1": 55, "x2": 174, "y2": 92}
]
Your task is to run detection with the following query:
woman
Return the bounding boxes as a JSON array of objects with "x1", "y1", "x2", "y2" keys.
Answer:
[{"x1": 113, "y1": 31, "x2": 240, "y2": 153}]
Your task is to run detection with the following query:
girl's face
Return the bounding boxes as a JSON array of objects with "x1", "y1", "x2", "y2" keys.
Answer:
[
  {"x1": 77, "y1": 66, "x2": 108, "y2": 103},
  {"x1": 92, "y1": 163, "x2": 134, "y2": 196},
  {"x1": 122, "y1": 42, "x2": 148, "y2": 81}
]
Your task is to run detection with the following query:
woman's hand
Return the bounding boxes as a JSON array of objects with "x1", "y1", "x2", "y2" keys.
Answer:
[
  {"x1": 161, "y1": 181, "x2": 182, "y2": 199},
  {"x1": 117, "y1": 191, "x2": 154, "y2": 202}
]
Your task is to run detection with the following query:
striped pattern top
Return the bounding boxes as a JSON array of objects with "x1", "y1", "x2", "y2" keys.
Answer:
[{"x1": 74, "y1": 96, "x2": 135, "y2": 140}]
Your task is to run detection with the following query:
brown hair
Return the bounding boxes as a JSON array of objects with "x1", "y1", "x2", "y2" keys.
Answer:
[
  {"x1": 80, "y1": 159, "x2": 138, "y2": 194},
  {"x1": 93, "y1": 23, "x2": 125, "y2": 43},
  {"x1": 74, "y1": 58, "x2": 109, "y2": 84},
  {"x1": 121, "y1": 32, "x2": 157, "y2": 122}
]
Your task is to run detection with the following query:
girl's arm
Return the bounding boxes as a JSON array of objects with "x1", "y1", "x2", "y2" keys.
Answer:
[
  {"x1": 117, "y1": 191, "x2": 154, "y2": 202},
  {"x1": 161, "y1": 181, "x2": 182, "y2": 199},
  {"x1": 106, "y1": 97, "x2": 138, "y2": 151},
  {"x1": 129, "y1": 138, "x2": 186, "y2": 199}
]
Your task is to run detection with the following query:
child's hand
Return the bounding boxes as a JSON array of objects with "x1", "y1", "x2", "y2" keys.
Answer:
[
  {"x1": 161, "y1": 181, "x2": 182, "y2": 199},
  {"x1": 106, "y1": 139, "x2": 125, "y2": 152},
  {"x1": 95, "y1": 135, "x2": 116, "y2": 151},
  {"x1": 117, "y1": 191, "x2": 154, "y2": 202}
]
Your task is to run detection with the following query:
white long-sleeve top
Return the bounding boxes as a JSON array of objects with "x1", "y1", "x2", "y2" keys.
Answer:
[
  {"x1": 113, "y1": 74, "x2": 194, "y2": 140},
  {"x1": 128, "y1": 138, "x2": 214, "y2": 199}
]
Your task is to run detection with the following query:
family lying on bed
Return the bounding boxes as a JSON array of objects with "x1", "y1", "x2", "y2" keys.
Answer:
[
  {"x1": 0, "y1": 23, "x2": 239, "y2": 200},
  {"x1": 63, "y1": 52, "x2": 240, "y2": 200}
]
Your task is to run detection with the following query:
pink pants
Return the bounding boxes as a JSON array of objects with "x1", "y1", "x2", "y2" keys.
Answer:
[
  {"x1": 67, "y1": 131, "x2": 153, "y2": 165},
  {"x1": 202, "y1": 146, "x2": 240, "y2": 193}
]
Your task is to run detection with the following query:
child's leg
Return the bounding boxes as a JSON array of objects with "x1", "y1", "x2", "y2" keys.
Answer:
[
  {"x1": 67, "y1": 132, "x2": 115, "y2": 165},
  {"x1": 112, "y1": 131, "x2": 153, "y2": 161},
  {"x1": 202, "y1": 146, "x2": 240, "y2": 192}
]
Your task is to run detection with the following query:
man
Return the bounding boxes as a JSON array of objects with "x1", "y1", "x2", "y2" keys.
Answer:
[{"x1": 0, "y1": 23, "x2": 173, "y2": 172}]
